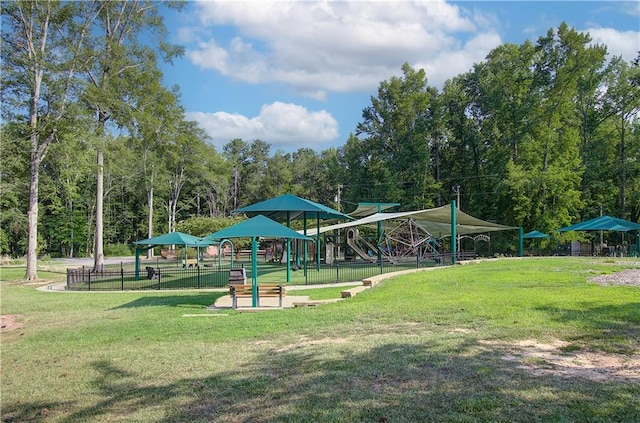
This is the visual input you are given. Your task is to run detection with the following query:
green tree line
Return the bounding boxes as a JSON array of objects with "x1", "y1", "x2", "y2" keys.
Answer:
[{"x1": 2, "y1": 2, "x2": 639, "y2": 276}]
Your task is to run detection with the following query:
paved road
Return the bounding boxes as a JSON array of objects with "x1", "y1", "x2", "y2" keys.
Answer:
[{"x1": 49, "y1": 256, "x2": 137, "y2": 266}]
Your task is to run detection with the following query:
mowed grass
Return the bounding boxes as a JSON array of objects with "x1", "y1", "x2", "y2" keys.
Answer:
[{"x1": 1, "y1": 257, "x2": 639, "y2": 422}]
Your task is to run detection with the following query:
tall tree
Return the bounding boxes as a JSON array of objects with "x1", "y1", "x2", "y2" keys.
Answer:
[
  {"x1": 0, "y1": 124, "x2": 31, "y2": 257},
  {"x1": 39, "y1": 125, "x2": 94, "y2": 257},
  {"x1": 1, "y1": 1, "x2": 92, "y2": 279},
  {"x1": 223, "y1": 139, "x2": 250, "y2": 210},
  {"x1": 192, "y1": 143, "x2": 231, "y2": 218},
  {"x1": 126, "y1": 81, "x2": 184, "y2": 256},
  {"x1": 80, "y1": 0, "x2": 183, "y2": 271},
  {"x1": 353, "y1": 63, "x2": 439, "y2": 209},
  {"x1": 602, "y1": 56, "x2": 640, "y2": 218},
  {"x1": 264, "y1": 151, "x2": 293, "y2": 199}
]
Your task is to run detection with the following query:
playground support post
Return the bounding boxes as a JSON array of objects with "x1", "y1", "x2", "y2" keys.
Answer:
[
  {"x1": 286, "y1": 212, "x2": 291, "y2": 282},
  {"x1": 135, "y1": 249, "x2": 140, "y2": 280},
  {"x1": 451, "y1": 201, "x2": 457, "y2": 264},
  {"x1": 303, "y1": 214, "x2": 308, "y2": 277},
  {"x1": 316, "y1": 212, "x2": 321, "y2": 271},
  {"x1": 251, "y1": 236, "x2": 258, "y2": 307}
]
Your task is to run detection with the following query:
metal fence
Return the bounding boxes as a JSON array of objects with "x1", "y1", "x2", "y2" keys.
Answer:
[
  {"x1": 66, "y1": 253, "x2": 477, "y2": 291},
  {"x1": 67, "y1": 264, "x2": 235, "y2": 291}
]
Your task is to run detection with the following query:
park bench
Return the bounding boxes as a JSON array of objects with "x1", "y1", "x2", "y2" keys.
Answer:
[
  {"x1": 230, "y1": 283, "x2": 285, "y2": 308},
  {"x1": 181, "y1": 258, "x2": 198, "y2": 268},
  {"x1": 458, "y1": 251, "x2": 478, "y2": 261}
]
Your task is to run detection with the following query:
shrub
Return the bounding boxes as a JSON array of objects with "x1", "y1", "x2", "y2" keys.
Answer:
[{"x1": 104, "y1": 243, "x2": 132, "y2": 256}]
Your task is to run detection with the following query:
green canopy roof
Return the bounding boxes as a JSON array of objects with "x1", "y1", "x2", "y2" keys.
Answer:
[
  {"x1": 233, "y1": 193, "x2": 352, "y2": 221},
  {"x1": 133, "y1": 231, "x2": 214, "y2": 247},
  {"x1": 205, "y1": 215, "x2": 314, "y2": 241},
  {"x1": 555, "y1": 216, "x2": 640, "y2": 232},
  {"x1": 302, "y1": 205, "x2": 516, "y2": 237},
  {"x1": 348, "y1": 202, "x2": 400, "y2": 218},
  {"x1": 523, "y1": 230, "x2": 551, "y2": 239}
]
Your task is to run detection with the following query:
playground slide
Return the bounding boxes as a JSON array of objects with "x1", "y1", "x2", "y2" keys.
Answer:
[
  {"x1": 346, "y1": 228, "x2": 376, "y2": 262},
  {"x1": 359, "y1": 236, "x2": 380, "y2": 257}
]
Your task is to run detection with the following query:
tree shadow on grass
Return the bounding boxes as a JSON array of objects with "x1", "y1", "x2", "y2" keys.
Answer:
[
  {"x1": 11, "y1": 338, "x2": 636, "y2": 423},
  {"x1": 109, "y1": 293, "x2": 226, "y2": 310},
  {"x1": 535, "y1": 302, "x2": 640, "y2": 353},
  {"x1": 1, "y1": 400, "x2": 74, "y2": 422}
]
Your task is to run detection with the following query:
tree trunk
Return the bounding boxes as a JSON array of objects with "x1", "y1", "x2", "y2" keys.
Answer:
[
  {"x1": 620, "y1": 115, "x2": 626, "y2": 219},
  {"x1": 147, "y1": 184, "x2": 154, "y2": 259},
  {"x1": 25, "y1": 149, "x2": 41, "y2": 280},
  {"x1": 93, "y1": 150, "x2": 104, "y2": 271}
]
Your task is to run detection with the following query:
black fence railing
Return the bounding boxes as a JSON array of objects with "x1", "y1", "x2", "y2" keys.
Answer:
[
  {"x1": 67, "y1": 263, "x2": 236, "y2": 291},
  {"x1": 302, "y1": 257, "x2": 453, "y2": 285},
  {"x1": 66, "y1": 253, "x2": 481, "y2": 291}
]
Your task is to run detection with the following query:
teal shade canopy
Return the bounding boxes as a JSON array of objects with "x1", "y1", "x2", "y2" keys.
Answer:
[
  {"x1": 523, "y1": 230, "x2": 551, "y2": 239},
  {"x1": 555, "y1": 216, "x2": 640, "y2": 232},
  {"x1": 205, "y1": 215, "x2": 314, "y2": 241},
  {"x1": 133, "y1": 231, "x2": 214, "y2": 247},
  {"x1": 233, "y1": 193, "x2": 352, "y2": 222}
]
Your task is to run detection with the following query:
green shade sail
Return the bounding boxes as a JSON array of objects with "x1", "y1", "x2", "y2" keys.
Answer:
[
  {"x1": 232, "y1": 193, "x2": 352, "y2": 221},
  {"x1": 132, "y1": 232, "x2": 215, "y2": 280},
  {"x1": 133, "y1": 231, "x2": 215, "y2": 247},
  {"x1": 301, "y1": 204, "x2": 517, "y2": 237},
  {"x1": 205, "y1": 215, "x2": 314, "y2": 241},
  {"x1": 554, "y1": 216, "x2": 640, "y2": 232},
  {"x1": 523, "y1": 230, "x2": 551, "y2": 239}
]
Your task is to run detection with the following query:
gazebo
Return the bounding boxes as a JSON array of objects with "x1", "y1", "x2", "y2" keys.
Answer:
[
  {"x1": 555, "y1": 215, "x2": 640, "y2": 256},
  {"x1": 206, "y1": 215, "x2": 313, "y2": 307},
  {"x1": 132, "y1": 232, "x2": 214, "y2": 279},
  {"x1": 232, "y1": 194, "x2": 352, "y2": 280}
]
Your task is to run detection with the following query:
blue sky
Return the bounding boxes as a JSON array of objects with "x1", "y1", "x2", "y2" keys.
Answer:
[{"x1": 159, "y1": 1, "x2": 640, "y2": 153}]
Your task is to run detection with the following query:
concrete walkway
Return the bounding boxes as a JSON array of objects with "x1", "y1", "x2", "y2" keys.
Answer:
[
  {"x1": 208, "y1": 281, "x2": 360, "y2": 312},
  {"x1": 40, "y1": 265, "x2": 451, "y2": 312},
  {"x1": 207, "y1": 269, "x2": 445, "y2": 312}
]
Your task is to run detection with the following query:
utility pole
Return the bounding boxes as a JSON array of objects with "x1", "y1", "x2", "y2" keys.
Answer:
[
  {"x1": 452, "y1": 185, "x2": 461, "y2": 256},
  {"x1": 452, "y1": 185, "x2": 461, "y2": 210},
  {"x1": 335, "y1": 184, "x2": 342, "y2": 211}
]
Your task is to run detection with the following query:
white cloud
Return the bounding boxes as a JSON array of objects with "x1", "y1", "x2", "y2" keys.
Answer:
[
  {"x1": 185, "y1": 0, "x2": 499, "y2": 96},
  {"x1": 414, "y1": 31, "x2": 502, "y2": 87},
  {"x1": 585, "y1": 28, "x2": 640, "y2": 61},
  {"x1": 186, "y1": 102, "x2": 339, "y2": 150}
]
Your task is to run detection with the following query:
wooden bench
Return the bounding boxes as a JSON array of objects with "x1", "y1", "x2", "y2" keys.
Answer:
[
  {"x1": 230, "y1": 283, "x2": 285, "y2": 308},
  {"x1": 458, "y1": 251, "x2": 478, "y2": 261},
  {"x1": 182, "y1": 258, "x2": 198, "y2": 268}
]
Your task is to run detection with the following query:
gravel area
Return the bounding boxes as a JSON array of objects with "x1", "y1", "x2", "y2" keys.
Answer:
[{"x1": 589, "y1": 269, "x2": 640, "y2": 287}]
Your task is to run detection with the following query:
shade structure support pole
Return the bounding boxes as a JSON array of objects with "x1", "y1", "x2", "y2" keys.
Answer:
[
  {"x1": 135, "y1": 249, "x2": 141, "y2": 280},
  {"x1": 316, "y1": 212, "x2": 321, "y2": 271},
  {"x1": 303, "y1": 213, "x2": 308, "y2": 276},
  {"x1": 251, "y1": 236, "x2": 258, "y2": 307},
  {"x1": 451, "y1": 201, "x2": 457, "y2": 264},
  {"x1": 286, "y1": 212, "x2": 291, "y2": 282}
]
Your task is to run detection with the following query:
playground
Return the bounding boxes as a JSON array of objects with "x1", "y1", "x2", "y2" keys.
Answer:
[{"x1": 63, "y1": 195, "x2": 640, "y2": 299}]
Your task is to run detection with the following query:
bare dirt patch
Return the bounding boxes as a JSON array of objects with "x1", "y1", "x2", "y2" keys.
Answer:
[
  {"x1": 1, "y1": 315, "x2": 24, "y2": 332},
  {"x1": 588, "y1": 268, "x2": 640, "y2": 287},
  {"x1": 480, "y1": 339, "x2": 640, "y2": 382},
  {"x1": 274, "y1": 336, "x2": 350, "y2": 353}
]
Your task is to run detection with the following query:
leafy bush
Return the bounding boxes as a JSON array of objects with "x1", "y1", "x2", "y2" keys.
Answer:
[{"x1": 104, "y1": 243, "x2": 133, "y2": 256}]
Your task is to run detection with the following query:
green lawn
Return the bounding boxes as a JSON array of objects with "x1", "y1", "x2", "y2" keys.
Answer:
[{"x1": 1, "y1": 257, "x2": 639, "y2": 422}]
